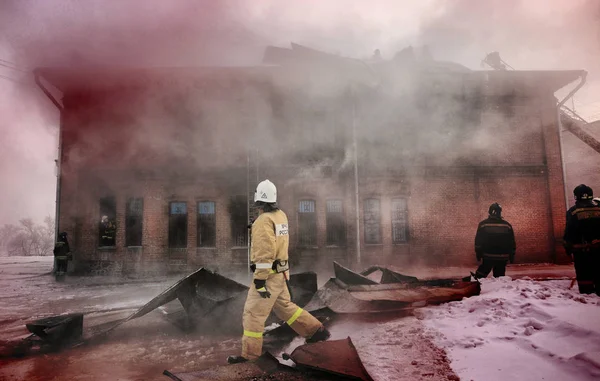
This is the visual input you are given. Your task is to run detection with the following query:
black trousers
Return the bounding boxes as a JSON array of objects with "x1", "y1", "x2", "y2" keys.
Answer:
[
  {"x1": 475, "y1": 258, "x2": 507, "y2": 279},
  {"x1": 56, "y1": 259, "x2": 68, "y2": 274},
  {"x1": 573, "y1": 251, "x2": 600, "y2": 295}
]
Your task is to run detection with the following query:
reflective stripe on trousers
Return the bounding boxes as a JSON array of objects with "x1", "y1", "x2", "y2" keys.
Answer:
[
  {"x1": 243, "y1": 330, "x2": 262, "y2": 338},
  {"x1": 241, "y1": 273, "x2": 322, "y2": 360}
]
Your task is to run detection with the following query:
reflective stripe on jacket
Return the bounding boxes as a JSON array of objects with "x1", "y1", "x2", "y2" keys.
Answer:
[
  {"x1": 474, "y1": 216, "x2": 516, "y2": 256},
  {"x1": 564, "y1": 202, "x2": 600, "y2": 253}
]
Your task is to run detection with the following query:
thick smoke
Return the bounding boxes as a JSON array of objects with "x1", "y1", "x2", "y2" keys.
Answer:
[
  {"x1": 0, "y1": 0, "x2": 598, "y2": 228},
  {"x1": 417, "y1": 0, "x2": 600, "y2": 114},
  {"x1": 0, "y1": 72, "x2": 57, "y2": 225}
]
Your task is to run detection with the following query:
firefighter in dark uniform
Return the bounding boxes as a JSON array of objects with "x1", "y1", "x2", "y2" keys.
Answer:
[
  {"x1": 563, "y1": 184, "x2": 600, "y2": 296},
  {"x1": 53, "y1": 232, "x2": 71, "y2": 276},
  {"x1": 100, "y1": 215, "x2": 116, "y2": 246},
  {"x1": 472, "y1": 203, "x2": 516, "y2": 279}
]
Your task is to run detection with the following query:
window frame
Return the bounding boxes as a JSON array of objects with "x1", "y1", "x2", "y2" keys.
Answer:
[
  {"x1": 125, "y1": 197, "x2": 144, "y2": 247},
  {"x1": 363, "y1": 198, "x2": 382, "y2": 245},
  {"x1": 297, "y1": 199, "x2": 317, "y2": 247},
  {"x1": 229, "y1": 196, "x2": 249, "y2": 248},
  {"x1": 98, "y1": 196, "x2": 117, "y2": 248},
  {"x1": 391, "y1": 198, "x2": 409, "y2": 244},
  {"x1": 168, "y1": 201, "x2": 188, "y2": 249},
  {"x1": 325, "y1": 199, "x2": 345, "y2": 246},
  {"x1": 197, "y1": 201, "x2": 216, "y2": 248}
]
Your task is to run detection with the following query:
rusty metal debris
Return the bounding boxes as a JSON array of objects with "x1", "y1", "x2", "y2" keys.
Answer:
[
  {"x1": 303, "y1": 262, "x2": 480, "y2": 314},
  {"x1": 163, "y1": 339, "x2": 374, "y2": 381},
  {"x1": 25, "y1": 313, "x2": 83, "y2": 347},
  {"x1": 13, "y1": 268, "x2": 317, "y2": 356},
  {"x1": 12, "y1": 262, "x2": 478, "y2": 358},
  {"x1": 14, "y1": 269, "x2": 244, "y2": 355},
  {"x1": 283, "y1": 337, "x2": 374, "y2": 381}
]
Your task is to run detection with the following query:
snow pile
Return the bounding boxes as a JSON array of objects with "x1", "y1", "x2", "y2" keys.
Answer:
[
  {"x1": 421, "y1": 277, "x2": 600, "y2": 381},
  {"x1": 278, "y1": 315, "x2": 460, "y2": 381}
]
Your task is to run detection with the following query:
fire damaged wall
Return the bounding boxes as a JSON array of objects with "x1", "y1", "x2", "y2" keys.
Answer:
[{"x1": 46, "y1": 62, "x2": 571, "y2": 275}]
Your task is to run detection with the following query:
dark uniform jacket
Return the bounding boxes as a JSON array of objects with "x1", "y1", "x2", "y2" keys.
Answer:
[
  {"x1": 53, "y1": 240, "x2": 71, "y2": 260},
  {"x1": 101, "y1": 221, "x2": 116, "y2": 245},
  {"x1": 563, "y1": 201, "x2": 600, "y2": 253},
  {"x1": 475, "y1": 216, "x2": 516, "y2": 261}
]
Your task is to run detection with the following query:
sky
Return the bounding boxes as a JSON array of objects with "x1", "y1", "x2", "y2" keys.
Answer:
[{"x1": 0, "y1": 0, "x2": 599, "y2": 225}]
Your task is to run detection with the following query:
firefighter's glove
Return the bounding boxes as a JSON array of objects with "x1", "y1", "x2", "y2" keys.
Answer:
[
  {"x1": 254, "y1": 279, "x2": 271, "y2": 298},
  {"x1": 250, "y1": 263, "x2": 256, "y2": 273}
]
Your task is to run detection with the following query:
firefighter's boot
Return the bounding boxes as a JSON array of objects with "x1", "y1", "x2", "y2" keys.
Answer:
[
  {"x1": 227, "y1": 355, "x2": 249, "y2": 364},
  {"x1": 306, "y1": 326, "x2": 331, "y2": 343}
]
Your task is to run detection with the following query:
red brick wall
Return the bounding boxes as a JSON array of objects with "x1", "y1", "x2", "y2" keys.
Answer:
[{"x1": 55, "y1": 81, "x2": 568, "y2": 275}]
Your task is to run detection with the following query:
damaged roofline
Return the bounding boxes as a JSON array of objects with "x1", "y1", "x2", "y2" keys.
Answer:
[
  {"x1": 557, "y1": 70, "x2": 587, "y2": 107},
  {"x1": 34, "y1": 69, "x2": 63, "y2": 111},
  {"x1": 556, "y1": 70, "x2": 587, "y2": 215}
]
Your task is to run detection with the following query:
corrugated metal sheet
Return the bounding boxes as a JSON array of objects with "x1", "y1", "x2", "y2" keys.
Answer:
[{"x1": 288, "y1": 337, "x2": 374, "y2": 381}]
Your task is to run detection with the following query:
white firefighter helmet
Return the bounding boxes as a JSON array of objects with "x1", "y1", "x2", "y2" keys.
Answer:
[
  {"x1": 594, "y1": 197, "x2": 600, "y2": 205},
  {"x1": 254, "y1": 179, "x2": 277, "y2": 203}
]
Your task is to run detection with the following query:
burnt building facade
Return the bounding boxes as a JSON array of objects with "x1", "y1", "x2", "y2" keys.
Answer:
[{"x1": 37, "y1": 45, "x2": 585, "y2": 275}]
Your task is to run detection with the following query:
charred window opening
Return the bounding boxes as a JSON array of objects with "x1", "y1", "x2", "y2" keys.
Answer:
[
  {"x1": 463, "y1": 91, "x2": 483, "y2": 126},
  {"x1": 488, "y1": 94, "x2": 516, "y2": 118},
  {"x1": 169, "y1": 202, "x2": 188, "y2": 249},
  {"x1": 364, "y1": 198, "x2": 381, "y2": 244},
  {"x1": 99, "y1": 197, "x2": 116, "y2": 247},
  {"x1": 499, "y1": 94, "x2": 515, "y2": 118},
  {"x1": 298, "y1": 200, "x2": 317, "y2": 247},
  {"x1": 197, "y1": 201, "x2": 216, "y2": 247},
  {"x1": 126, "y1": 197, "x2": 143, "y2": 246},
  {"x1": 391, "y1": 198, "x2": 409, "y2": 244},
  {"x1": 326, "y1": 200, "x2": 345, "y2": 246},
  {"x1": 229, "y1": 196, "x2": 248, "y2": 247}
]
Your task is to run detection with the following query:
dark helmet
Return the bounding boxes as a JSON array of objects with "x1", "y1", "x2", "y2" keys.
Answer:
[
  {"x1": 488, "y1": 203, "x2": 502, "y2": 217},
  {"x1": 59, "y1": 232, "x2": 68, "y2": 239},
  {"x1": 573, "y1": 184, "x2": 593, "y2": 201}
]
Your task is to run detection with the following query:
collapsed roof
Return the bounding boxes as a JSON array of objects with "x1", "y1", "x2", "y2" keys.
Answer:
[{"x1": 36, "y1": 43, "x2": 584, "y2": 96}]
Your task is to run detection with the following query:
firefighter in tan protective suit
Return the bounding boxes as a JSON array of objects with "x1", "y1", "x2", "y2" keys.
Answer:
[{"x1": 227, "y1": 180, "x2": 330, "y2": 364}]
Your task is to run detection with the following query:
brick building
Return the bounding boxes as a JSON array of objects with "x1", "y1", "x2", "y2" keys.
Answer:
[{"x1": 36, "y1": 45, "x2": 585, "y2": 275}]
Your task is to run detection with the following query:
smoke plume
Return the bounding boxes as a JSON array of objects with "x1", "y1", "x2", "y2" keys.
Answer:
[{"x1": 0, "y1": 0, "x2": 598, "y2": 228}]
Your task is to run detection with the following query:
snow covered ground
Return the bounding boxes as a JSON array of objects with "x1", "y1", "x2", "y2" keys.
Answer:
[
  {"x1": 421, "y1": 277, "x2": 600, "y2": 381},
  {"x1": 1, "y1": 256, "x2": 598, "y2": 380}
]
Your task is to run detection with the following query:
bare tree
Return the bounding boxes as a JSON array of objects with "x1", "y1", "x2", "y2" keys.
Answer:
[
  {"x1": 0, "y1": 216, "x2": 55, "y2": 256},
  {"x1": 0, "y1": 224, "x2": 21, "y2": 256}
]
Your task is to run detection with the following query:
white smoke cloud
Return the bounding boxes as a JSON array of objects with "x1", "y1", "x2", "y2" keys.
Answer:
[{"x1": 0, "y1": 0, "x2": 598, "y2": 226}]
